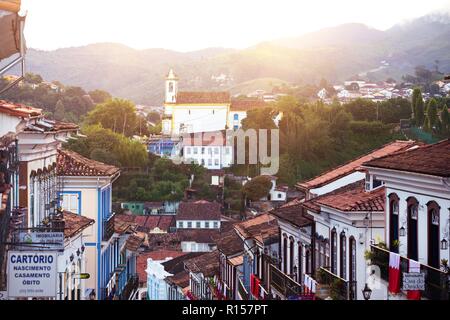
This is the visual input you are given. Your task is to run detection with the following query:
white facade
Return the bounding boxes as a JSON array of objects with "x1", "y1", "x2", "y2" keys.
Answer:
[
  {"x1": 228, "y1": 111, "x2": 247, "y2": 130},
  {"x1": 171, "y1": 105, "x2": 229, "y2": 135},
  {"x1": 146, "y1": 258, "x2": 172, "y2": 300},
  {"x1": 181, "y1": 241, "x2": 214, "y2": 252},
  {"x1": 177, "y1": 219, "x2": 220, "y2": 229},
  {"x1": 183, "y1": 145, "x2": 232, "y2": 170}
]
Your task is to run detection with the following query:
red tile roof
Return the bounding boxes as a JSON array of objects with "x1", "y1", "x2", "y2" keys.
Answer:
[
  {"x1": 363, "y1": 139, "x2": 450, "y2": 177},
  {"x1": 57, "y1": 149, "x2": 120, "y2": 177},
  {"x1": 234, "y1": 213, "x2": 279, "y2": 245},
  {"x1": 296, "y1": 140, "x2": 418, "y2": 192},
  {"x1": 177, "y1": 200, "x2": 221, "y2": 221},
  {"x1": 136, "y1": 250, "x2": 186, "y2": 285},
  {"x1": 182, "y1": 131, "x2": 227, "y2": 146},
  {"x1": 270, "y1": 200, "x2": 313, "y2": 227},
  {"x1": 184, "y1": 250, "x2": 220, "y2": 277},
  {"x1": 303, "y1": 180, "x2": 385, "y2": 213},
  {"x1": 0, "y1": 100, "x2": 42, "y2": 118},
  {"x1": 176, "y1": 91, "x2": 230, "y2": 104},
  {"x1": 62, "y1": 211, "x2": 94, "y2": 238},
  {"x1": 214, "y1": 229, "x2": 243, "y2": 256},
  {"x1": 230, "y1": 99, "x2": 267, "y2": 111}
]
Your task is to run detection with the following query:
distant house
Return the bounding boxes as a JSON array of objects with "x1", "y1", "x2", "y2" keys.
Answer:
[{"x1": 176, "y1": 200, "x2": 222, "y2": 230}]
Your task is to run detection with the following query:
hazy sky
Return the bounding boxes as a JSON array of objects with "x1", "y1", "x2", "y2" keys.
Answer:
[{"x1": 20, "y1": 0, "x2": 450, "y2": 52}]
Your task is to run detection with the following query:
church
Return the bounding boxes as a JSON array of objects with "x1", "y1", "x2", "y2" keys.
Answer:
[{"x1": 161, "y1": 69, "x2": 266, "y2": 136}]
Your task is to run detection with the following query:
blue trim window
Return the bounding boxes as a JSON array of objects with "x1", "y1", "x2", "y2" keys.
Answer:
[
  {"x1": 59, "y1": 191, "x2": 81, "y2": 214},
  {"x1": 233, "y1": 113, "x2": 239, "y2": 120}
]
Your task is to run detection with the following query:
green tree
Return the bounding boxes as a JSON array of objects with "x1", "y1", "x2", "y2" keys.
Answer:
[
  {"x1": 425, "y1": 98, "x2": 439, "y2": 132},
  {"x1": 241, "y1": 175, "x2": 272, "y2": 201},
  {"x1": 84, "y1": 98, "x2": 139, "y2": 137},
  {"x1": 440, "y1": 107, "x2": 450, "y2": 136},
  {"x1": 413, "y1": 89, "x2": 425, "y2": 127}
]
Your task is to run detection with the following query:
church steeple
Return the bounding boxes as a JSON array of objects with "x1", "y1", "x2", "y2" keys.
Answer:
[{"x1": 165, "y1": 69, "x2": 178, "y2": 104}]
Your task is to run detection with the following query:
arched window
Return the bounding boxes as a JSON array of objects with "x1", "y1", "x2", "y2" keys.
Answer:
[
  {"x1": 331, "y1": 229, "x2": 337, "y2": 274},
  {"x1": 283, "y1": 235, "x2": 288, "y2": 273},
  {"x1": 340, "y1": 232, "x2": 347, "y2": 279},
  {"x1": 234, "y1": 114, "x2": 239, "y2": 120},
  {"x1": 407, "y1": 197, "x2": 419, "y2": 261},
  {"x1": 289, "y1": 237, "x2": 295, "y2": 275},
  {"x1": 427, "y1": 201, "x2": 440, "y2": 268},
  {"x1": 298, "y1": 242, "x2": 303, "y2": 283},
  {"x1": 349, "y1": 237, "x2": 356, "y2": 283},
  {"x1": 168, "y1": 82, "x2": 173, "y2": 93},
  {"x1": 305, "y1": 249, "x2": 311, "y2": 275},
  {"x1": 389, "y1": 193, "x2": 400, "y2": 253}
]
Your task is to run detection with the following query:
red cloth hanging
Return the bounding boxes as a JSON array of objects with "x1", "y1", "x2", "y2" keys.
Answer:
[{"x1": 388, "y1": 252, "x2": 401, "y2": 294}]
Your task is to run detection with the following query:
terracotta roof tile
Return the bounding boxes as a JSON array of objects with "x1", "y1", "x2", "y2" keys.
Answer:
[
  {"x1": 177, "y1": 200, "x2": 221, "y2": 221},
  {"x1": 296, "y1": 140, "x2": 418, "y2": 191},
  {"x1": 176, "y1": 92, "x2": 230, "y2": 104},
  {"x1": 270, "y1": 201, "x2": 313, "y2": 227},
  {"x1": 230, "y1": 99, "x2": 267, "y2": 111},
  {"x1": 363, "y1": 139, "x2": 450, "y2": 177},
  {"x1": 234, "y1": 213, "x2": 279, "y2": 245},
  {"x1": 184, "y1": 250, "x2": 220, "y2": 277},
  {"x1": 214, "y1": 229, "x2": 243, "y2": 256},
  {"x1": 166, "y1": 270, "x2": 190, "y2": 289},
  {"x1": 62, "y1": 211, "x2": 94, "y2": 238},
  {"x1": 304, "y1": 180, "x2": 385, "y2": 213},
  {"x1": 0, "y1": 100, "x2": 42, "y2": 118},
  {"x1": 57, "y1": 149, "x2": 120, "y2": 177}
]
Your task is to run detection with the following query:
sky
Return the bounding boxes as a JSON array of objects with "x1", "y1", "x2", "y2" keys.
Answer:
[{"x1": 20, "y1": 0, "x2": 450, "y2": 52}]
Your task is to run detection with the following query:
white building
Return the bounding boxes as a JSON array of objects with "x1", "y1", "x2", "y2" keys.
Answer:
[
  {"x1": 176, "y1": 200, "x2": 222, "y2": 230},
  {"x1": 363, "y1": 139, "x2": 450, "y2": 300}
]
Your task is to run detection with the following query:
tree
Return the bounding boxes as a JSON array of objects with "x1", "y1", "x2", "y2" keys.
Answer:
[
  {"x1": 241, "y1": 175, "x2": 272, "y2": 201},
  {"x1": 425, "y1": 98, "x2": 439, "y2": 132},
  {"x1": 440, "y1": 107, "x2": 450, "y2": 136},
  {"x1": 24, "y1": 73, "x2": 43, "y2": 84},
  {"x1": 54, "y1": 100, "x2": 65, "y2": 121},
  {"x1": 412, "y1": 88, "x2": 425, "y2": 127},
  {"x1": 84, "y1": 98, "x2": 139, "y2": 137},
  {"x1": 88, "y1": 89, "x2": 112, "y2": 104}
]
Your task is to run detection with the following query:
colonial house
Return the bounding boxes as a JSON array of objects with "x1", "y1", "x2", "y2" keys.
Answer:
[
  {"x1": 216, "y1": 228, "x2": 244, "y2": 300},
  {"x1": 363, "y1": 139, "x2": 450, "y2": 300},
  {"x1": 233, "y1": 213, "x2": 280, "y2": 300},
  {"x1": 296, "y1": 140, "x2": 418, "y2": 201},
  {"x1": 269, "y1": 199, "x2": 313, "y2": 298},
  {"x1": 176, "y1": 200, "x2": 222, "y2": 230},
  {"x1": 184, "y1": 250, "x2": 220, "y2": 300},
  {"x1": 56, "y1": 149, "x2": 127, "y2": 300},
  {"x1": 162, "y1": 69, "x2": 267, "y2": 136},
  {"x1": 302, "y1": 180, "x2": 386, "y2": 300},
  {"x1": 180, "y1": 131, "x2": 233, "y2": 170}
]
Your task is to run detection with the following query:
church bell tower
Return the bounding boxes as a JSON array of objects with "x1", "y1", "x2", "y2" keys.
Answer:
[{"x1": 165, "y1": 68, "x2": 178, "y2": 104}]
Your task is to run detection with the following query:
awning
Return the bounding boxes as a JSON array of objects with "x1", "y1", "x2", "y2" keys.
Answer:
[
  {"x1": 0, "y1": 0, "x2": 21, "y2": 13},
  {"x1": 0, "y1": 11, "x2": 24, "y2": 61}
]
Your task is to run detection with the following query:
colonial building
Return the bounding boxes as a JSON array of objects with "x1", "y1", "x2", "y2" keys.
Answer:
[
  {"x1": 176, "y1": 200, "x2": 222, "y2": 230},
  {"x1": 363, "y1": 139, "x2": 450, "y2": 300},
  {"x1": 162, "y1": 69, "x2": 266, "y2": 136}
]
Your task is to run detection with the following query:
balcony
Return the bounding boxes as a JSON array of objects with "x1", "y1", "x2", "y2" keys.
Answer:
[
  {"x1": 102, "y1": 214, "x2": 115, "y2": 242},
  {"x1": 314, "y1": 267, "x2": 356, "y2": 300},
  {"x1": 237, "y1": 278, "x2": 249, "y2": 300},
  {"x1": 119, "y1": 274, "x2": 139, "y2": 300},
  {"x1": 369, "y1": 244, "x2": 449, "y2": 300},
  {"x1": 269, "y1": 264, "x2": 302, "y2": 299}
]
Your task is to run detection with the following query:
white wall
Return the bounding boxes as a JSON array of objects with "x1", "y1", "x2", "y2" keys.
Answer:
[
  {"x1": 181, "y1": 241, "x2": 213, "y2": 252},
  {"x1": 309, "y1": 172, "x2": 365, "y2": 198},
  {"x1": 183, "y1": 145, "x2": 232, "y2": 169},
  {"x1": 228, "y1": 111, "x2": 247, "y2": 130},
  {"x1": 176, "y1": 219, "x2": 220, "y2": 229},
  {"x1": 172, "y1": 105, "x2": 229, "y2": 134}
]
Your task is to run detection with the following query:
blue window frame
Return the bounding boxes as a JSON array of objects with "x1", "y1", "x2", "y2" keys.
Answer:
[{"x1": 234, "y1": 114, "x2": 239, "y2": 120}]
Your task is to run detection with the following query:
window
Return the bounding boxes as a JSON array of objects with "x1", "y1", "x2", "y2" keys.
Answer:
[
  {"x1": 407, "y1": 197, "x2": 419, "y2": 261},
  {"x1": 196, "y1": 221, "x2": 201, "y2": 228},
  {"x1": 331, "y1": 229, "x2": 337, "y2": 274},
  {"x1": 205, "y1": 221, "x2": 210, "y2": 228},
  {"x1": 283, "y1": 235, "x2": 288, "y2": 273},
  {"x1": 340, "y1": 232, "x2": 347, "y2": 279},
  {"x1": 214, "y1": 148, "x2": 219, "y2": 154},
  {"x1": 201, "y1": 159, "x2": 205, "y2": 166},
  {"x1": 169, "y1": 82, "x2": 173, "y2": 93},
  {"x1": 212, "y1": 110, "x2": 215, "y2": 115},
  {"x1": 389, "y1": 194, "x2": 400, "y2": 253},
  {"x1": 277, "y1": 193, "x2": 282, "y2": 199},
  {"x1": 234, "y1": 114, "x2": 239, "y2": 120},
  {"x1": 213, "y1": 221, "x2": 218, "y2": 228},
  {"x1": 186, "y1": 147, "x2": 191, "y2": 155},
  {"x1": 289, "y1": 237, "x2": 295, "y2": 275},
  {"x1": 193, "y1": 147, "x2": 198, "y2": 154},
  {"x1": 61, "y1": 192, "x2": 80, "y2": 214},
  {"x1": 208, "y1": 159, "x2": 212, "y2": 166},
  {"x1": 305, "y1": 249, "x2": 311, "y2": 275},
  {"x1": 178, "y1": 221, "x2": 183, "y2": 228},
  {"x1": 188, "y1": 110, "x2": 191, "y2": 115},
  {"x1": 214, "y1": 159, "x2": 219, "y2": 166},
  {"x1": 298, "y1": 243, "x2": 303, "y2": 283},
  {"x1": 349, "y1": 237, "x2": 356, "y2": 282},
  {"x1": 225, "y1": 147, "x2": 230, "y2": 155},
  {"x1": 187, "y1": 221, "x2": 192, "y2": 228},
  {"x1": 201, "y1": 147, "x2": 205, "y2": 154},
  {"x1": 427, "y1": 201, "x2": 440, "y2": 268},
  {"x1": 233, "y1": 125, "x2": 239, "y2": 130},
  {"x1": 372, "y1": 178, "x2": 383, "y2": 189},
  {"x1": 208, "y1": 148, "x2": 212, "y2": 155}
]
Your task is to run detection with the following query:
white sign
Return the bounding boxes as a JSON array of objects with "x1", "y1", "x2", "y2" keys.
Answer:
[
  {"x1": 402, "y1": 272, "x2": 425, "y2": 291},
  {"x1": 18, "y1": 232, "x2": 64, "y2": 250},
  {"x1": 7, "y1": 251, "x2": 57, "y2": 298}
]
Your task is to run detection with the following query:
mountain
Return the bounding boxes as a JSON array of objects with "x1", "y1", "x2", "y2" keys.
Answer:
[{"x1": 12, "y1": 13, "x2": 450, "y2": 105}]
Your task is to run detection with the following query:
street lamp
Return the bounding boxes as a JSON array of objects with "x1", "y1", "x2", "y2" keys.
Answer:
[
  {"x1": 441, "y1": 238, "x2": 448, "y2": 250},
  {"x1": 399, "y1": 226, "x2": 406, "y2": 237},
  {"x1": 362, "y1": 283, "x2": 372, "y2": 300}
]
